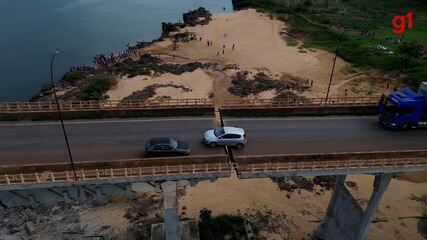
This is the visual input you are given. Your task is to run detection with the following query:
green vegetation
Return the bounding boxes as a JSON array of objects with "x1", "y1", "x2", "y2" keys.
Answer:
[
  {"x1": 237, "y1": 0, "x2": 427, "y2": 87},
  {"x1": 62, "y1": 71, "x2": 82, "y2": 83},
  {"x1": 79, "y1": 76, "x2": 117, "y2": 100},
  {"x1": 113, "y1": 54, "x2": 209, "y2": 78},
  {"x1": 198, "y1": 208, "x2": 249, "y2": 240}
]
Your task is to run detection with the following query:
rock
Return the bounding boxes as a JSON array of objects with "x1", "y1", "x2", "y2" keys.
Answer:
[
  {"x1": 92, "y1": 199, "x2": 108, "y2": 207},
  {"x1": 0, "y1": 234, "x2": 18, "y2": 240},
  {"x1": 25, "y1": 222, "x2": 37, "y2": 235},
  {"x1": 60, "y1": 213, "x2": 79, "y2": 224},
  {"x1": 62, "y1": 223, "x2": 82, "y2": 234}
]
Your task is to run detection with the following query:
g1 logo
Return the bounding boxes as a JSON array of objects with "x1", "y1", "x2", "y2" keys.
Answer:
[{"x1": 392, "y1": 12, "x2": 413, "y2": 34}]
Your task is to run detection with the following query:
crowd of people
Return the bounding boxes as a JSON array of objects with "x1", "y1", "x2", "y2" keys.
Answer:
[{"x1": 93, "y1": 47, "x2": 140, "y2": 69}]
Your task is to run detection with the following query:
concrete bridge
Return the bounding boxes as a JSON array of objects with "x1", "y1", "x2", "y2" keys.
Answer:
[
  {"x1": 1, "y1": 150, "x2": 426, "y2": 240},
  {"x1": 1, "y1": 97, "x2": 426, "y2": 239}
]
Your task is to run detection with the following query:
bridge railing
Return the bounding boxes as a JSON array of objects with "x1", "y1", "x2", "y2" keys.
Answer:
[
  {"x1": 0, "y1": 163, "x2": 232, "y2": 186},
  {"x1": 237, "y1": 157, "x2": 427, "y2": 175},
  {"x1": 221, "y1": 96, "x2": 380, "y2": 108},
  {"x1": 0, "y1": 97, "x2": 380, "y2": 113},
  {"x1": 0, "y1": 98, "x2": 214, "y2": 113}
]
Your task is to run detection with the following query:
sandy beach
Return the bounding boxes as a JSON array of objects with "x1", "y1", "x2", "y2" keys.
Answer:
[
  {"x1": 179, "y1": 174, "x2": 427, "y2": 240},
  {"x1": 107, "y1": 9, "x2": 382, "y2": 101}
]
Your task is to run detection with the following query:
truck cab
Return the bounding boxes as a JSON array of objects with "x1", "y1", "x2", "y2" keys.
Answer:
[{"x1": 378, "y1": 83, "x2": 427, "y2": 130}]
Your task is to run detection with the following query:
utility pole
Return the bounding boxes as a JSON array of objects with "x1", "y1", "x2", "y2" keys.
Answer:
[
  {"x1": 325, "y1": 39, "x2": 340, "y2": 103},
  {"x1": 50, "y1": 50, "x2": 78, "y2": 180}
]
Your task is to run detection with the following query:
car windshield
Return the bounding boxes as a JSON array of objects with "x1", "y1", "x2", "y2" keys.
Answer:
[
  {"x1": 384, "y1": 98, "x2": 399, "y2": 116},
  {"x1": 214, "y1": 128, "x2": 225, "y2": 137},
  {"x1": 169, "y1": 139, "x2": 179, "y2": 149}
]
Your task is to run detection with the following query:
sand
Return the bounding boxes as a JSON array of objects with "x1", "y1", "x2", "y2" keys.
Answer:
[
  {"x1": 144, "y1": 9, "x2": 353, "y2": 99},
  {"x1": 106, "y1": 69, "x2": 215, "y2": 100},
  {"x1": 179, "y1": 174, "x2": 427, "y2": 240},
  {"x1": 108, "y1": 9, "x2": 359, "y2": 101}
]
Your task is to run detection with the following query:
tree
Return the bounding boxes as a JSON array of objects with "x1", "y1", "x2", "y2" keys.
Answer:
[{"x1": 398, "y1": 40, "x2": 423, "y2": 68}]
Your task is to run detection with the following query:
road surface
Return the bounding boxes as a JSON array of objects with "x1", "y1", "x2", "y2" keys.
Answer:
[
  {"x1": 0, "y1": 118, "x2": 222, "y2": 165},
  {"x1": 225, "y1": 116, "x2": 427, "y2": 156},
  {"x1": 1, "y1": 116, "x2": 426, "y2": 165}
]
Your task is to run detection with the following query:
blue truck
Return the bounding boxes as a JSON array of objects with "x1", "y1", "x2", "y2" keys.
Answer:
[{"x1": 378, "y1": 82, "x2": 427, "y2": 130}]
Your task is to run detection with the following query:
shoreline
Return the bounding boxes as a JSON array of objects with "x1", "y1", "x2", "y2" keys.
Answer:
[{"x1": 32, "y1": 6, "x2": 398, "y2": 104}]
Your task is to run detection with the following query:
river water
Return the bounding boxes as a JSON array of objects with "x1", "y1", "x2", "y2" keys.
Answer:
[{"x1": 0, "y1": 0, "x2": 232, "y2": 101}]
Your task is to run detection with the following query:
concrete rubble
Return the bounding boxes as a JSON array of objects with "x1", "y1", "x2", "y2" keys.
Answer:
[{"x1": 0, "y1": 193, "x2": 164, "y2": 240}]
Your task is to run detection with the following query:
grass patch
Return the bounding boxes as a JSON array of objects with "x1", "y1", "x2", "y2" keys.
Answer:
[
  {"x1": 79, "y1": 76, "x2": 117, "y2": 100},
  {"x1": 285, "y1": 38, "x2": 298, "y2": 46},
  {"x1": 198, "y1": 209, "x2": 249, "y2": 240},
  {"x1": 62, "y1": 71, "x2": 82, "y2": 83},
  {"x1": 235, "y1": 0, "x2": 427, "y2": 88}
]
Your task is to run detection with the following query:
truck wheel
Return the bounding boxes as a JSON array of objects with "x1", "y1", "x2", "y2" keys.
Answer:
[
  {"x1": 209, "y1": 142, "x2": 217, "y2": 148},
  {"x1": 235, "y1": 143, "x2": 244, "y2": 149}
]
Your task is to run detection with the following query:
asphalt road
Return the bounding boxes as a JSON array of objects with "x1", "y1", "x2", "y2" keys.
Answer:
[
  {"x1": 225, "y1": 116, "x2": 427, "y2": 156},
  {"x1": 1, "y1": 116, "x2": 426, "y2": 165},
  {"x1": 0, "y1": 118, "x2": 223, "y2": 165}
]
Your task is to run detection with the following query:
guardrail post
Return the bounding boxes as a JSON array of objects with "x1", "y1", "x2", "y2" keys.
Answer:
[
  {"x1": 35, "y1": 173, "x2": 40, "y2": 183},
  {"x1": 96, "y1": 169, "x2": 100, "y2": 179},
  {"x1": 81, "y1": 170, "x2": 86, "y2": 180},
  {"x1": 5, "y1": 174, "x2": 10, "y2": 185},
  {"x1": 192, "y1": 164, "x2": 195, "y2": 174},
  {"x1": 179, "y1": 165, "x2": 182, "y2": 174},
  {"x1": 110, "y1": 168, "x2": 114, "y2": 178},
  {"x1": 166, "y1": 165, "x2": 169, "y2": 175},
  {"x1": 205, "y1": 163, "x2": 209, "y2": 173},
  {"x1": 20, "y1": 174, "x2": 25, "y2": 183},
  {"x1": 65, "y1": 171, "x2": 70, "y2": 181},
  {"x1": 125, "y1": 168, "x2": 128, "y2": 177},
  {"x1": 138, "y1": 167, "x2": 142, "y2": 176},
  {"x1": 50, "y1": 172, "x2": 55, "y2": 182},
  {"x1": 152, "y1": 167, "x2": 156, "y2": 176}
]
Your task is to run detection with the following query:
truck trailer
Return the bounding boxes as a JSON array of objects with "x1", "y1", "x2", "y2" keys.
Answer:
[{"x1": 378, "y1": 82, "x2": 427, "y2": 130}]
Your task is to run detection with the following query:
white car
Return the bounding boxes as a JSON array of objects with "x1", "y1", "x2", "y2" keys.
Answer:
[{"x1": 204, "y1": 127, "x2": 246, "y2": 149}]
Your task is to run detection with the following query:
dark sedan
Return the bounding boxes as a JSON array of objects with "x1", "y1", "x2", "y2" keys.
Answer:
[{"x1": 144, "y1": 137, "x2": 191, "y2": 157}]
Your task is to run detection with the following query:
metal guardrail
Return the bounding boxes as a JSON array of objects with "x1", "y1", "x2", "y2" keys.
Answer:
[
  {"x1": 238, "y1": 157, "x2": 427, "y2": 174},
  {"x1": 0, "y1": 98, "x2": 214, "y2": 113},
  {"x1": 0, "y1": 163, "x2": 232, "y2": 186},
  {"x1": 0, "y1": 97, "x2": 380, "y2": 113},
  {"x1": 221, "y1": 96, "x2": 380, "y2": 108}
]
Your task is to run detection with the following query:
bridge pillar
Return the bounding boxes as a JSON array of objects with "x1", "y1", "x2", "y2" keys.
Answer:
[
  {"x1": 161, "y1": 181, "x2": 180, "y2": 240},
  {"x1": 356, "y1": 173, "x2": 392, "y2": 240},
  {"x1": 313, "y1": 173, "x2": 392, "y2": 240}
]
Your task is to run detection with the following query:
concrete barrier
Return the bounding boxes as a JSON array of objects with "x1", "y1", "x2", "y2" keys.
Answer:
[
  {"x1": 0, "y1": 107, "x2": 214, "y2": 121},
  {"x1": 220, "y1": 105, "x2": 378, "y2": 117},
  {"x1": 235, "y1": 150, "x2": 427, "y2": 164},
  {"x1": 0, "y1": 154, "x2": 228, "y2": 175}
]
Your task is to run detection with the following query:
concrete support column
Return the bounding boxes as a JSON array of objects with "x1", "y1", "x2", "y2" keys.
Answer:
[
  {"x1": 314, "y1": 175, "x2": 346, "y2": 240},
  {"x1": 161, "y1": 181, "x2": 179, "y2": 240},
  {"x1": 356, "y1": 173, "x2": 392, "y2": 240}
]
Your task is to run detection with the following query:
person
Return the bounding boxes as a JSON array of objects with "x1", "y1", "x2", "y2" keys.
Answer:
[
  {"x1": 207, "y1": 40, "x2": 209, "y2": 46},
  {"x1": 224, "y1": 33, "x2": 227, "y2": 37},
  {"x1": 232, "y1": 44, "x2": 235, "y2": 51},
  {"x1": 223, "y1": 44, "x2": 225, "y2": 49},
  {"x1": 345, "y1": 89, "x2": 348, "y2": 96},
  {"x1": 217, "y1": 51, "x2": 219, "y2": 56},
  {"x1": 222, "y1": 49, "x2": 224, "y2": 55},
  {"x1": 199, "y1": 37, "x2": 202, "y2": 41}
]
